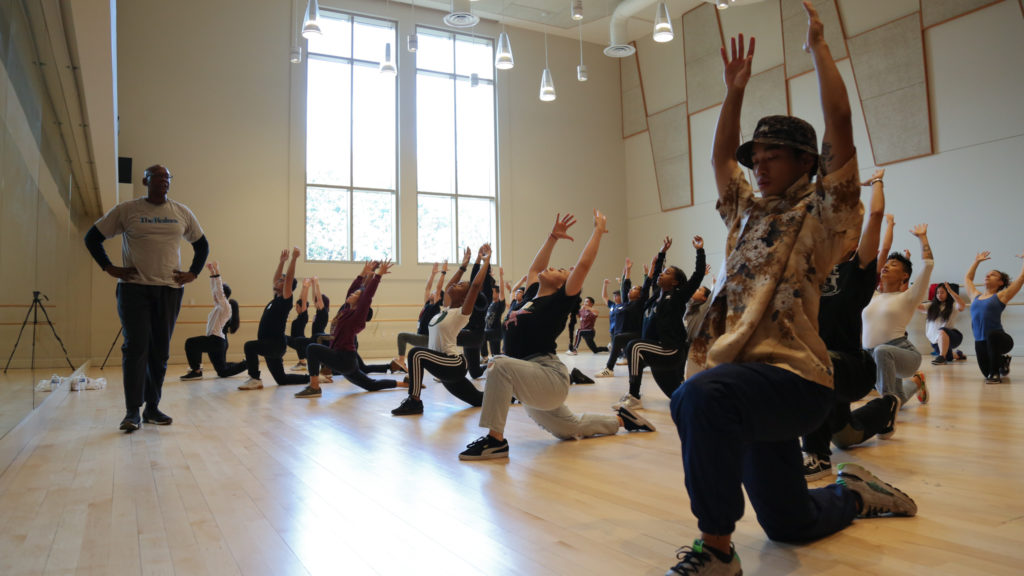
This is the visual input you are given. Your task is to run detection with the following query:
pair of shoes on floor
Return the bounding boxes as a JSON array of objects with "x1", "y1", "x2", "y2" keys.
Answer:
[
  {"x1": 570, "y1": 368, "x2": 594, "y2": 385},
  {"x1": 879, "y1": 394, "x2": 901, "y2": 439},
  {"x1": 612, "y1": 393, "x2": 643, "y2": 411},
  {"x1": 238, "y1": 378, "x2": 263, "y2": 390},
  {"x1": 180, "y1": 369, "x2": 203, "y2": 381},
  {"x1": 803, "y1": 452, "x2": 832, "y2": 481},
  {"x1": 986, "y1": 374, "x2": 1003, "y2": 384},
  {"x1": 835, "y1": 462, "x2": 917, "y2": 518},
  {"x1": 594, "y1": 368, "x2": 615, "y2": 378},
  {"x1": 913, "y1": 371, "x2": 928, "y2": 403},
  {"x1": 665, "y1": 540, "x2": 741, "y2": 576},
  {"x1": 294, "y1": 385, "x2": 321, "y2": 398},
  {"x1": 391, "y1": 396, "x2": 423, "y2": 416},
  {"x1": 288, "y1": 362, "x2": 307, "y2": 372}
]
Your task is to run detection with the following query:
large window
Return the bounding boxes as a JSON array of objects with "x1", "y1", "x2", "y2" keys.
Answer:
[
  {"x1": 305, "y1": 12, "x2": 396, "y2": 261},
  {"x1": 416, "y1": 28, "x2": 497, "y2": 263}
]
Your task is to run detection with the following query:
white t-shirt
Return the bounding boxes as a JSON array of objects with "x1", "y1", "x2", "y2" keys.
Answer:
[
  {"x1": 93, "y1": 197, "x2": 204, "y2": 287},
  {"x1": 923, "y1": 305, "x2": 959, "y2": 344},
  {"x1": 862, "y1": 259, "x2": 933, "y2": 348},
  {"x1": 427, "y1": 307, "x2": 470, "y2": 356}
]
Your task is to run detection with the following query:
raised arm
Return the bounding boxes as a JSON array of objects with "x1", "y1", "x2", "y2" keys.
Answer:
[
  {"x1": 498, "y1": 266, "x2": 506, "y2": 302},
  {"x1": 907, "y1": 224, "x2": 933, "y2": 302},
  {"x1": 295, "y1": 278, "x2": 312, "y2": 313},
  {"x1": 564, "y1": 210, "x2": 608, "y2": 297},
  {"x1": 964, "y1": 251, "x2": 988, "y2": 300},
  {"x1": 447, "y1": 248, "x2": 472, "y2": 293},
  {"x1": 679, "y1": 236, "x2": 707, "y2": 299},
  {"x1": 528, "y1": 213, "x2": 577, "y2": 287},
  {"x1": 282, "y1": 247, "x2": 300, "y2": 300},
  {"x1": 463, "y1": 245, "x2": 492, "y2": 316},
  {"x1": 946, "y1": 281, "x2": 966, "y2": 311},
  {"x1": 804, "y1": 1, "x2": 853, "y2": 175},
  {"x1": 511, "y1": 274, "x2": 527, "y2": 294},
  {"x1": 878, "y1": 213, "x2": 895, "y2": 273},
  {"x1": 208, "y1": 261, "x2": 227, "y2": 307},
  {"x1": 424, "y1": 262, "x2": 439, "y2": 303},
  {"x1": 601, "y1": 279, "x2": 611, "y2": 304},
  {"x1": 274, "y1": 249, "x2": 288, "y2": 286},
  {"x1": 857, "y1": 169, "x2": 885, "y2": 268},
  {"x1": 621, "y1": 258, "x2": 633, "y2": 299},
  {"x1": 434, "y1": 260, "x2": 448, "y2": 299},
  {"x1": 713, "y1": 34, "x2": 755, "y2": 193},
  {"x1": 313, "y1": 276, "x2": 324, "y2": 310},
  {"x1": 998, "y1": 253, "x2": 1024, "y2": 304}
]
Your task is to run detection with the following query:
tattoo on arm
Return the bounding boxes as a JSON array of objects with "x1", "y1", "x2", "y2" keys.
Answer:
[
  {"x1": 819, "y1": 142, "x2": 835, "y2": 175},
  {"x1": 921, "y1": 243, "x2": 933, "y2": 260}
]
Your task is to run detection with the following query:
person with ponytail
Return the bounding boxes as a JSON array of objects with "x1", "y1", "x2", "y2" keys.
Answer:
[
  {"x1": 181, "y1": 261, "x2": 241, "y2": 379},
  {"x1": 965, "y1": 251, "x2": 1024, "y2": 383},
  {"x1": 919, "y1": 281, "x2": 966, "y2": 365}
]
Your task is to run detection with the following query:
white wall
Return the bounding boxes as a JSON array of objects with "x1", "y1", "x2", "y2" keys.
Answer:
[
  {"x1": 111, "y1": 0, "x2": 626, "y2": 360},
  {"x1": 624, "y1": 0, "x2": 1024, "y2": 355}
]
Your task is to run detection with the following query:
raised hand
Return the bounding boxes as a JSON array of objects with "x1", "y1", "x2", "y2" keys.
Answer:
[
  {"x1": 431, "y1": 262, "x2": 439, "y2": 274},
  {"x1": 861, "y1": 168, "x2": 885, "y2": 187},
  {"x1": 976, "y1": 251, "x2": 991, "y2": 263},
  {"x1": 441, "y1": 259, "x2": 449, "y2": 273},
  {"x1": 378, "y1": 259, "x2": 394, "y2": 275},
  {"x1": 361, "y1": 259, "x2": 375, "y2": 276},
  {"x1": 478, "y1": 243, "x2": 492, "y2": 262},
  {"x1": 903, "y1": 249, "x2": 912, "y2": 261},
  {"x1": 291, "y1": 246, "x2": 301, "y2": 259},
  {"x1": 280, "y1": 249, "x2": 289, "y2": 262},
  {"x1": 593, "y1": 209, "x2": 608, "y2": 235},
  {"x1": 461, "y1": 247, "x2": 472, "y2": 266},
  {"x1": 910, "y1": 223, "x2": 928, "y2": 237},
  {"x1": 802, "y1": 0, "x2": 825, "y2": 53},
  {"x1": 206, "y1": 262, "x2": 216, "y2": 274},
  {"x1": 551, "y1": 213, "x2": 577, "y2": 241},
  {"x1": 625, "y1": 258, "x2": 633, "y2": 269},
  {"x1": 302, "y1": 278, "x2": 312, "y2": 287},
  {"x1": 692, "y1": 235, "x2": 704, "y2": 250},
  {"x1": 705, "y1": 264, "x2": 712, "y2": 276},
  {"x1": 885, "y1": 214, "x2": 895, "y2": 227},
  {"x1": 721, "y1": 34, "x2": 756, "y2": 90},
  {"x1": 661, "y1": 236, "x2": 673, "y2": 253}
]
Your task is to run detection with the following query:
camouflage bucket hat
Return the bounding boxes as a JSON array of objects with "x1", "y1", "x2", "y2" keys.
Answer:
[{"x1": 736, "y1": 115, "x2": 818, "y2": 169}]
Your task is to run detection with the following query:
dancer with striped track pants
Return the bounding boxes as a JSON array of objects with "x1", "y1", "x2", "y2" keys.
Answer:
[{"x1": 391, "y1": 244, "x2": 492, "y2": 416}]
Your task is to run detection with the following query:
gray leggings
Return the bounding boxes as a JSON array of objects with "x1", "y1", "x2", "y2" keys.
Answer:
[
  {"x1": 478, "y1": 354, "x2": 619, "y2": 440},
  {"x1": 396, "y1": 332, "x2": 428, "y2": 356},
  {"x1": 870, "y1": 337, "x2": 922, "y2": 405}
]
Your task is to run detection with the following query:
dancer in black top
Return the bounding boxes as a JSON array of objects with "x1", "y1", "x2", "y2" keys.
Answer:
[
  {"x1": 391, "y1": 262, "x2": 447, "y2": 373},
  {"x1": 595, "y1": 259, "x2": 644, "y2": 377},
  {"x1": 235, "y1": 248, "x2": 311, "y2": 389},
  {"x1": 613, "y1": 236, "x2": 705, "y2": 409},
  {"x1": 483, "y1": 266, "x2": 507, "y2": 359},
  {"x1": 450, "y1": 247, "x2": 494, "y2": 379},
  {"x1": 287, "y1": 277, "x2": 330, "y2": 371}
]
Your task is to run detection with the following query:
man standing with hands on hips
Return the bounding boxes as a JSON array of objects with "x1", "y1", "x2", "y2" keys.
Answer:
[{"x1": 85, "y1": 164, "x2": 208, "y2": 432}]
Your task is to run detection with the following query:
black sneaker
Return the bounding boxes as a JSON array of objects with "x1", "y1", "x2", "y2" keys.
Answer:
[
  {"x1": 836, "y1": 462, "x2": 917, "y2": 517},
  {"x1": 119, "y1": 412, "x2": 141, "y2": 432},
  {"x1": 1000, "y1": 355, "x2": 1011, "y2": 376},
  {"x1": 618, "y1": 406, "x2": 656, "y2": 432},
  {"x1": 459, "y1": 435, "x2": 510, "y2": 461},
  {"x1": 570, "y1": 367, "x2": 595, "y2": 385},
  {"x1": 294, "y1": 385, "x2": 322, "y2": 398},
  {"x1": 142, "y1": 407, "x2": 173, "y2": 426},
  {"x1": 803, "y1": 453, "x2": 832, "y2": 481},
  {"x1": 879, "y1": 394, "x2": 900, "y2": 439},
  {"x1": 391, "y1": 396, "x2": 424, "y2": 416},
  {"x1": 180, "y1": 369, "x2": 203, "y2": 381},
  {"x1": 986, "y1": 374, "x2": 1003, "y2": 384},
  {"x1": 930, "y1": 356, "x2": 946, "y2": 365},
  {"x1": 665, "y1": 539, "x2": 741, "y2": 576}
]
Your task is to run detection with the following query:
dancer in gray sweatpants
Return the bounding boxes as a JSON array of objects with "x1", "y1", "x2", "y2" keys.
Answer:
[{"x1": 459, "y1": 211, "x2": 656, "y2": 461}]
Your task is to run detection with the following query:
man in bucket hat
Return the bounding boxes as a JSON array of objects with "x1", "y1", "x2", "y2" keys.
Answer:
[{"x1": 665, "y1": 3, "x2": 917, "y2": 575}]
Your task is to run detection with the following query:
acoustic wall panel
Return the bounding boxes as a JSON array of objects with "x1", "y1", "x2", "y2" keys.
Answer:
[
  {"x1": 683, "y1": 3, "x2": 724, "y2": 112},
  {"x1": 648, "y1": 104, "x2": 691, "y2": 211},
  {"x1": 719, "y1": 0, "x2": 786, "y2": 73},
  {"x1": 621, "y1": 49, "x2": 647, "y2": 138},
  {"x1": 921, "y1": 0, "x2": 1001, "y2": 28},
  {"x1": 848, "y1": 13, "x2": 931, "y2": 163},
  {"x1": 739, "y1": 66, "x2": 789, "y2": 142},
  {"x1": 837, "y1": 0, "x2": 919, "y2": 37},
  {"x1": 782, "y1": 0, "x2": 847, "y2": 78},
  {"x1": 636, "y1": 24, "x2": 686, "y2": 115}
]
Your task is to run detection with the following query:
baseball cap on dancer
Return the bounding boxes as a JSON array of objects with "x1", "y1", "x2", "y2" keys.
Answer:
[{"x1": 736, "y1": 115, "x2": 818, "y2": 169}]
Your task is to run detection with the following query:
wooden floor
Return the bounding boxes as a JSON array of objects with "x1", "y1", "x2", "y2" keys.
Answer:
[{"x1": 1, "y1": 352, "x2": 1022, "y2": 575}]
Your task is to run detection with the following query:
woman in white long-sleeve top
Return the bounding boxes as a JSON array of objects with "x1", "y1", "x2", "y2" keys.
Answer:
[{"x1": 181, "y1": 261, "x2": 240, "y2": 380}]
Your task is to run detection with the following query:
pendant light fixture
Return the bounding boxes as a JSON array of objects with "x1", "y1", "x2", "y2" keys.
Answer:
[
  {"x1": 380, "y1": 43, "x2": 397, "y2": 75},
  {"x1": 408, "y1": 0, "x2": 418, "y2": 52},
  {"x1": 495, "y1": 24, "x2": 514, "y2": 70},
  {"x1": 539, "y1": 32, "x2": 556, "y2": 101},
  {"x1": 571, "y1": 0, "x2": 584, "y2": 21},
  {"x1": 653, "y1": 2, "x2": 674, "y2": 43},
  {"x1": 290, "y1": 0, "x2": 303, "y2": 63},
  {"x1": 576, "y1": 21, "x2": 587, "y2": 82},
  {"x1": 716, "y1": 0, "x2": 730, "y2": 10},
  {"x1": 301, "y1": 0, "x2": 322, "y2": 39}
]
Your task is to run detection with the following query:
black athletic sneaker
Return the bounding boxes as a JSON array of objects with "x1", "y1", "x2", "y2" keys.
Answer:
[
  {"x1": 986, "y1": 374, "x2": 1003, "y2": 384},
  {"x1": 180, "y1": 369, "x2": 203, "y2": 381},
  {"x1": 119, "y1": 412, "x2": 141, "y2": 432},
  {"x1": 665, "y1": 539, "x2": 741, "y2": 576},
  {"x1": 803, "y1": 453, "x2": 832, "y2": 481},
  {"x1": 879, "y1": 394, "x2": 900, "y2": 439},
  {"x1": 459, "y1": 435, "x2": 510, "y2": 460},
  {"x1": 142, "y1": 407, "x2": 173, "y2": 426},
  {"x1": 618, "y1": 406, "x2": 656, "y2": 432},
  {"x1": 391, "y1": 396, "x2": 424, "y2": 416},
  {"x1": 570, "y1": 367, "x2": 595, "y2": 385},
  {"x1": 1000, "y1": 355, "x2": 1011, "y2": 376},
  {"x1": 294, "y1": 385, "x2": 322, "y2": 398}
]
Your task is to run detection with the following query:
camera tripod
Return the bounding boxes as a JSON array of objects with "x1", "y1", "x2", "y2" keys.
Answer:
[{"x1": 3, "y1": 291, "x2": 74, "y2": 374}]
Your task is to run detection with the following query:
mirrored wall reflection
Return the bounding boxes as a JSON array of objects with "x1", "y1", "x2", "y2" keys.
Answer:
[{"x1": 0, "y1": 0, "x2": 94, "y2": 441}]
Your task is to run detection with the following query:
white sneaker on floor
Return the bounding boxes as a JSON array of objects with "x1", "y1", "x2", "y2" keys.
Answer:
[
  {"x1": 289, "y1": 362, "x2": 307, "y2": 372},
  {"x1": 611, "y1": 393, "x2": 643, "y2": 411},
  {"x1": 616, "y1": 358, "x2": 628, "y2": 366},
  {"x1": 594, "y1": 368, "x2": 615, "y2": 378},
  {"x1": 238, "y1": 378, "x2": 263, "y2": 390}
]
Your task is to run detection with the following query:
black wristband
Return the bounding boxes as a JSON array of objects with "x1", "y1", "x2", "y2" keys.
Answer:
[
  {"x1": 210, "y1": 274, "x2": 221, "y2": 278},
  {"x1": 459, "y1": 265, "x2": 467, "y2": 272}
]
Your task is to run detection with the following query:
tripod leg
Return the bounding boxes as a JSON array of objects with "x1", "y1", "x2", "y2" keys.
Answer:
[
  {"x1": 3, "y1": 301, "x2": 36, "y2": 374},
  {"x1": 36, "y1": 301, "x2": 75, "y2": 370},
  {"x1": 102, "y1": 327, "x2": 123, "y2": 370}
]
